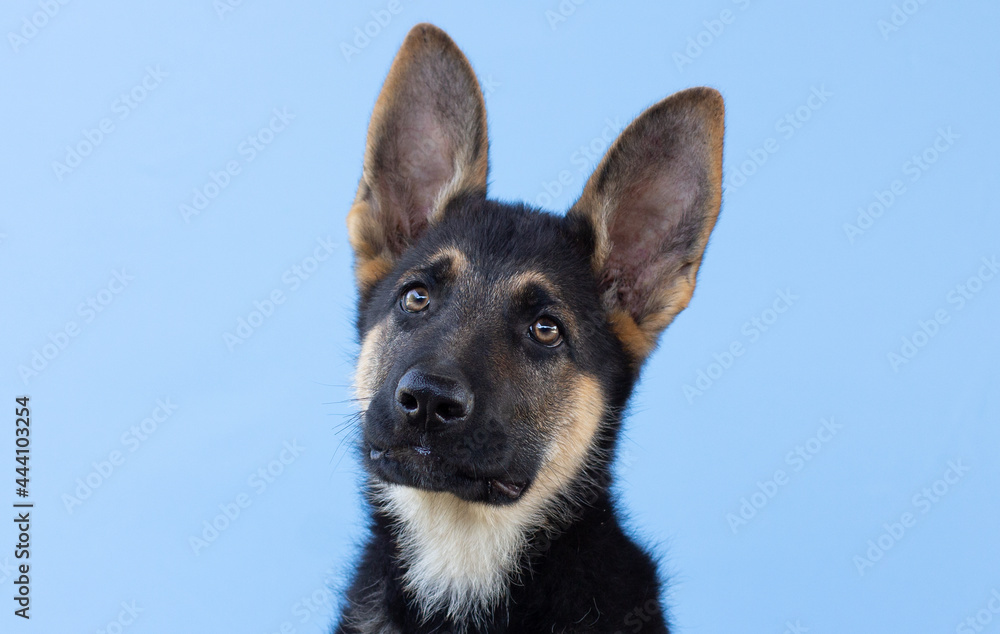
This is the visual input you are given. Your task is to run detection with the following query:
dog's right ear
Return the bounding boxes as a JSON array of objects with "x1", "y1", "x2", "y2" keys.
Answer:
[
  {"x1": 567, "y1": 87, "x2": 724, "y2": 365},
  {"x1": 348, "y1": 23, "x2": 489, "y2": 295}
]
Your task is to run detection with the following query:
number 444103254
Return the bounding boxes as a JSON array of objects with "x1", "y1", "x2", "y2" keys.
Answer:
[{"x1": 15, "y1": 396, "x2": 29, "y2": 498}]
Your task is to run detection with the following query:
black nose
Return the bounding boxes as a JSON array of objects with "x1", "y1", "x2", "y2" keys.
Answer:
[{"x1": 395, "y1": 367, "x2": 473, "y2": 432}]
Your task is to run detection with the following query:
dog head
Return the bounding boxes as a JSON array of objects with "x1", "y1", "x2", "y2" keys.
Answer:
[{"x1": 348, "y1": 24, "x2": 724, "y2": 508}]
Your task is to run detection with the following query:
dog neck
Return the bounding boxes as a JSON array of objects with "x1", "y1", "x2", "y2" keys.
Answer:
[
  {"x1": 371, "y1": 469, "x2": 599, "y2": 627},
  {"x1": 373, "y1": 483, "x2": 536, "y2": 625}
]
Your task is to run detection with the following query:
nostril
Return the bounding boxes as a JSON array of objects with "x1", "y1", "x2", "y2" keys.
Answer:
[
  {"x1": 435, "y1": 400, "x2": 466, "y2": 421},
  {"x1": 398, "y1": 391, "x2": 419, "y2": 413},
  {"x1": 395, "y1": 367, "x2": 473, "y2": 430}
]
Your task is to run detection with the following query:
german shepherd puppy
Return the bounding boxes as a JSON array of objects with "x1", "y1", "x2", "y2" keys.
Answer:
[{"x1": 337, "y1": 23, "x2": 724, "y2": 634}]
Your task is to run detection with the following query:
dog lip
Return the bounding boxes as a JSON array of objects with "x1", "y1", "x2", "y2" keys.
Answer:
[
  {"x1": 366, "y1": 443, "x2": 529, "y2": 504},
  {"x1": 368, "y1": 445, "x2": 432, "y2": 460},
  {"x1": 490, "y1": 479, "x2": 525, "y2": 500}
]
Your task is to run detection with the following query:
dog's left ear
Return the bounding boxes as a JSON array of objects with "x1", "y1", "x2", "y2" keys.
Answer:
[
  {"x1": 568, "y1": 87, "x2": 724, "y2": 364},
  {"x1": 348, "y1": 23, "x2": 488, "y2": 295}
]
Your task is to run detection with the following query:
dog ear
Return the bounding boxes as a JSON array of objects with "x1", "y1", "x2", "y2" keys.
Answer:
[
  {"x1": 348, "y1": 23, "x2": 489, "y2": 294},
  {"x1": 568, "y1": 87, "x2": 724, "y2": 364}
]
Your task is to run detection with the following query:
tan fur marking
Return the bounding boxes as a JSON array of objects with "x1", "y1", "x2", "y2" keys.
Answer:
[
  {"x1": 608, "y1": 309, "x2": 654, "y2": 361},
  {"x1": 536, "y1": 373, "x2": 605, "y2": 496},
  {"x1": 506, "y1": 270, "x2": 556, "y2": 296},
  {"x1": 426, "y1": 246, "x2": 470, "y2": 277},
  {"x1": 503, "y1": 270, "x2": 581, "y2": 335},
  {"x1": 355, "y1": 254, "x2": 395, "y2": 293},
  {"x1": 354, "y1": 320, "x2": 389, "y2": 408},
  {"x1": 392, "y1": 247, "x2": 471, "y2": 295}
]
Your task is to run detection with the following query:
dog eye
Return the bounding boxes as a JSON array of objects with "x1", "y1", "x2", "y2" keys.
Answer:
[
  {"x1": 529, "y1": 317, "x2": 562, "y2": 347},
  {"x1": 401, "y1": 286, "x2": 430, "y2": 313}
]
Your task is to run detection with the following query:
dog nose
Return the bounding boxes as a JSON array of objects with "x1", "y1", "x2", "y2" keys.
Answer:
[{"x1": 395, "y1": 368, "x2": 473, "y2": 432}]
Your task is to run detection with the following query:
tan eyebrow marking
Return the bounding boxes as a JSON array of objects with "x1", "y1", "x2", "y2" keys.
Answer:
[
  {"x1": 507, "y1": 270, "x2": 577, "y2": 332},
  {"x1": 425, "y1": 246, "x2": 469, "y2": 277},
  {"x1": 396, "y1": 246, "x2": 471, "y2": 285},
  {"x1": 507, "y1": 270, "x2": 555, "y2": 295}
]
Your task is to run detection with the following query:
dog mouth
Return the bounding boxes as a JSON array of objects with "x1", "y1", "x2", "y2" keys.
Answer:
[{"x1": 367, "y1": 444, "x2": 528, "y2": 503}]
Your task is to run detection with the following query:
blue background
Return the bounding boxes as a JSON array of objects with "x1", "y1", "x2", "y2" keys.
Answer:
[{"x1": 2, "y1": 1, "x2": 998, "y2": 632}]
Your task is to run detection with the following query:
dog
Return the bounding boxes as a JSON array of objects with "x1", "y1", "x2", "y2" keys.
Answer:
[{"x1": 336, "y1": 23, "x2": 724, "y2": 634}]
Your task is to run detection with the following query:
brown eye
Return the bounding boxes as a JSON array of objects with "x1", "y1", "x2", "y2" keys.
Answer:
[
  {"x1": 401, "y1": 286, "x2": 430, "y2": 313},
  {"x1": 529, "y1": 317, "x2": 562, "y2": 347}
]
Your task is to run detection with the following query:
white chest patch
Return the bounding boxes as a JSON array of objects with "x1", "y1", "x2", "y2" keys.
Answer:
[{"x1": 376, "y1": 483, "x2": 533, "y2": 624}]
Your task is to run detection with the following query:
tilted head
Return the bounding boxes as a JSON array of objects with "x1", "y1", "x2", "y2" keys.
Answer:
[
  {"x1": 347, "y1": 24, "x2": 723, "y2": 613},
  {"x1": 350, "y1": 22, "x2": 723, "y2": 508}
]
